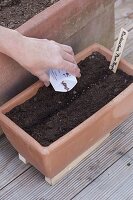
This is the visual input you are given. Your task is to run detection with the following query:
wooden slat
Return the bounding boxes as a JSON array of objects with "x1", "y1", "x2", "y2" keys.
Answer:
[
  {"x1": 0, "y1": 135, "x2": 30, "y2": 190},
  {"x1": 115, "y1": 0, "x2": 133, "y2": 39},
  {"x1": 107, "y1": 177, "x2": 133, "y2": 200},
  {"x1": 122, "y1": 29, "x2": 133, "y2": 63},
  {"x1": 74, "y1": 148, "x2": 133, "y2": 200},
  {"x1": 107, "y1": 176, "x2": 133, "y2": 200},
  {"x1": 0, "y1": 114, "x2": 133, "y2": 200}
]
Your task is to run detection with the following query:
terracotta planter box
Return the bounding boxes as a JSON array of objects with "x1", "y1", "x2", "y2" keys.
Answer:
[
  {"x1": 0, "y1": 0, "x2": 115, "y2": 106},
  {"x1": 0, "y1": 44, "x2": 133, "y2": 185}
]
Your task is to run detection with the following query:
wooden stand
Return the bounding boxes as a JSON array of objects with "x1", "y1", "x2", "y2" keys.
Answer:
[
  {"x1": 18, "y1": 133, "x2": 110, "y2": 185},
  {"x1": 45, "y1": 133, "x2": 110, "y2": 185},
  {"x1": 18, "y1": 154, "x2": 28, "y2": 164}
]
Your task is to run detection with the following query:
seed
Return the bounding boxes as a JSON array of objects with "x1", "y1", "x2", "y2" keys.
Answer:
[{"x1": 73, "y1": 90, "x2": 77, "y2": 95}]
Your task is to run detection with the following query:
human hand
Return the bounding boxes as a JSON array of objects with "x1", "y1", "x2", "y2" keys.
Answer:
[
  {"x1": 0, "y1": 27, "x2": 81, "y2": 86},
  {"x1": 16, "y1": 36, "x2": 81, "y2": 86}
]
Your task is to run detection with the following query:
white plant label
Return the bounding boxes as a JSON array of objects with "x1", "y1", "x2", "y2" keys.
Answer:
[
  {"x1": 49, "y1": 69, "x2": 77, "y2": 92},
  {"x1": 109, "y1": 28, "x2": 128, "y2": 73}
]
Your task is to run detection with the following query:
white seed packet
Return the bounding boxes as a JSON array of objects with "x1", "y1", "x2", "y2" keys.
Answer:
[{"x1": 49, "y1": 69, "x2": 77, "y2": 92}]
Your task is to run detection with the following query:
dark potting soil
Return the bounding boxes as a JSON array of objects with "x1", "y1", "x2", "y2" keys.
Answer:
[
  {"x1": 7, "y1": 52, "x2": 133, "y2": 146},
  {"x1": 0, "y1": 0, "x2": 59, "y2": 29}
]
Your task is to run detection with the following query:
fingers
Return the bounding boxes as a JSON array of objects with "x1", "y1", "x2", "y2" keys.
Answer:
[
  {"x1": 51, "y1": 52, "x2": 80, "y2": 77},
  {"x1": 58, "y1": 44, "x2": 74, "y2": 55},
  {"x1": 50, "y1": 40, "x2": 74, "y2": 55},
  {"x1": 60, "y1": 60, "x2": 81, "y2": 77},
  {"x1": 61, "y1": 51, "x2": 80, "y2": 77},
  {"x1": 62, "y1": 52, "x2": 76, "y2": 64},
  {"x1": 37, "y1": 71, "x2": 50, "y2": 87}
]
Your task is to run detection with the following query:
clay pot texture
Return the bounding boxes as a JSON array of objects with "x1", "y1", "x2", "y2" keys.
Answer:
[
  {"x1": 0, "y1": 0, "x2": 115, "y2": 105},
  {"x1": 0, "y1": 44, "x2": 133, "y2": 179}
]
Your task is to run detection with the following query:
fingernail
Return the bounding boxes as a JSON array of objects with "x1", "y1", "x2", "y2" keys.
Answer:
[
  {"x1": 74, "y1": 66, "x2": 81, "y2": 76},
  {"x1": 44, "y1": 81, "x2": 50, "y2": 87},
  {"x1": 78, "y1": 72, "x2": 81, "y2": 78}
]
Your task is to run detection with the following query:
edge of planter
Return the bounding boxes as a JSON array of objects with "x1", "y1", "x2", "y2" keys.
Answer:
[{"x1": 0, "y1": 44, "x2": 133, "y2": 179}]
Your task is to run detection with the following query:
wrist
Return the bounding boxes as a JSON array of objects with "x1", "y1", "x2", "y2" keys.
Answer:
[
  {"x1": 6, "y1": 30, "x2": 24, "y2": 60},
  {"x1": 0, "y1": 26, "x2": 24, "y2": 59}
]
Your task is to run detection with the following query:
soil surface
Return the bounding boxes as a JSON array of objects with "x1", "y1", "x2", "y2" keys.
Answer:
[
  {"x1": 0, "y1": 0, "x2": 59, "y2": 29},
  {"x1": 7, "y1": 52, "x2": 133, "y2": 146}
]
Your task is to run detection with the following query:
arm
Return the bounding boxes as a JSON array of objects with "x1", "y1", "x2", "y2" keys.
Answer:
[{"x1": 0, "y1": 26, "x2": 80, "y2": 86}]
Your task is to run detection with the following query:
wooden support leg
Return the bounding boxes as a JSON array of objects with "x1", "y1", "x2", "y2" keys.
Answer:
[
  {"x1": 18, "y1": 154, "x2": 28, "y2": 164},
  {"x1": 45, "y1": 133, "x2": 110, "y2": 185}
]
